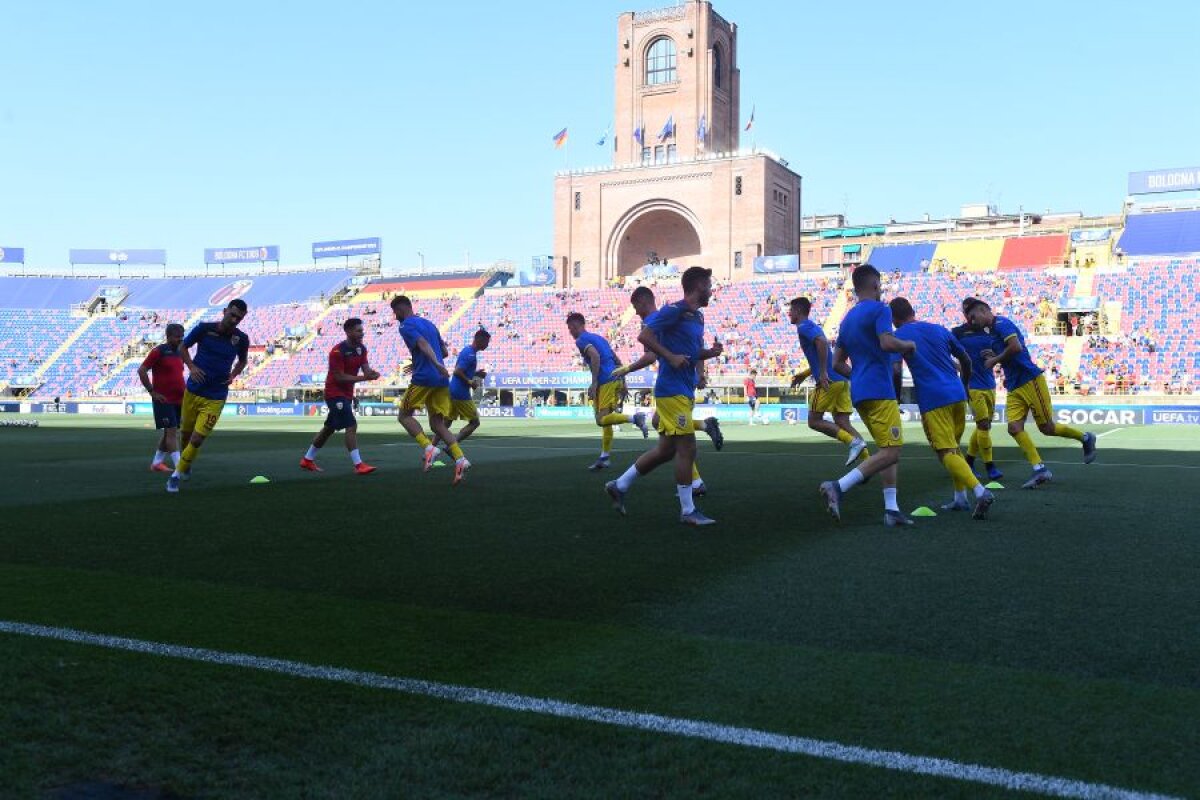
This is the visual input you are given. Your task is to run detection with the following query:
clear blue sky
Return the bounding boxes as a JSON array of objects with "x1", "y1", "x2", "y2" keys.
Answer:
[{"x1": 1, "y1": 1, "x2": 1196, "y2": 270}]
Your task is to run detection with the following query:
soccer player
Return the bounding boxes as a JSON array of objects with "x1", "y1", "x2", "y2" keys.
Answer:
[
  {"x1": 818, "y1": 265, "x2": 916, "y2": 527},
  {"x1": 442, "y1": 328, "x2": 492, "y2": 446},
  {"x1": 167, "y1": 300, "x2": 250, "y2": 493},
  {"x1": 744, "y1": 370, "x2": 762, "y2": 424},
  {"x1": 952, "y1": 297, "x2": 1003, "y2": 481},
  {"x1": 965, "y1": 298, "x2": 1096, "y2": 488},
  {"x1": 890, "y1": 298, "x2": 995, "y2": 519},
  {"x1": 605, "y1": 267, "x2": 723, "y2": 526},
  {"x1": 566, "y1": 312, "x2": 649, "y2": 471},
  {"x1": 391, "y1": 295, "x2": 471, "y2": 484},
  {"x1": 788, "y1": 297, "x2": 868, "y2": 465},
  {"x1": 611, "y1": 285, "x2": 723, "y2": 496},
  {"x1": 300, "y1": 317, "x2": 380, "y2": 474},
  {"x1": 137, "y1": 322, "x2": 185, "y2": 473}
]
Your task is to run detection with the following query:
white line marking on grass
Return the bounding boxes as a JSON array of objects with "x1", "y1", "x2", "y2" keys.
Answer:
[
  {"x1": 1096, "y1": 429, "x2": 1124, "y2": 439},
  {"x1": 0, "y1": 620, "x2": 1180, "y2": 800}
]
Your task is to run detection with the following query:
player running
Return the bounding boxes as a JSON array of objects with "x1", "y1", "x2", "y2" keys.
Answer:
[
  {"x1": 818, "y1": 265, "x2": 916, "y2": 527},
  {"x1": 890, "y1": 298, "x2": 995, "y2": 519},
  {"x1": 611, "y1": 285, "x2": 723, "y2": 496},
  {"x1": 566, "y1": 312, "x2": 649, "y2": 471},
  {"x1": 787, "y1": 296, "x2": 868, "y2": 465},
  {"x1": 952, "y1": 297, "x2": 1003, "y2": 482},
  {"x1": 391, "y1": 295, "x2": 471, "y2": 484},
  {"x1": 964, "y1": 298, "x2": 1096, "y2": 488},
  {"x1": 437, "y1": 328, "x2": 492, "y2": 449},
  {"x1": 137, "y1": 322, "x2": 185, "y2": 474},
  {"x1": 605, "y1": 267, "x2": 723, "y2": 526},
  {"x1": 167, "y1": 300, "x2": 250, "y2": 493},
  {"x1": 300, "y1": 317, "x2": 380, "y2": 475}
]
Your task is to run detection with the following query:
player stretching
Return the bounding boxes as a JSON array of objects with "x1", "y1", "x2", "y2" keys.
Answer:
[
  {"x1": 818, "y1": 265, "x2": 915, "y2": 527},
  {"x1": 611, "y1": 285, "x2": 723, "y2": 496},
  {"x1": 605, "y1": 267, "x2": 723, "y2": 526},
  {"x1": 167, "y1": 300, "x2": 250, "y2": 493},
  {"x1": 435, "y1": 328, "x2": 492, "y2": 450},
  {"x1": 952, "y1": 297, "x2": 1003, "y2": 482},
  {"x1": 788, "y1": 297, "x2": 867, "y2": 465},
  {"x1": 300, "y1": 317, "x2": 379, "y2": 474},
  {"x1": 890, "y1": 298, "x2": 995, "y2": 519},
  {"x1": 744, "y1": 370, "x2": 763, "y2": 424},
  {"x1": 391, "y1": 295, "x2": 471, "y2": 484},
  {"x1": 964, "y1": 299, "x2": 1096, "y2": 488},
  {"x1": 566, "y1": 313, "x2": 649, "y2": 471},
  {"x1": 137, "y1": 322, "x2": 185, "y2": 473}
]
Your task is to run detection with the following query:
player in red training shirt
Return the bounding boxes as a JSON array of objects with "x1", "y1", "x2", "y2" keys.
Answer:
[
  {"x1": 744, "y1": 369, "x2": 766, "y2": 425},
  {"x1": 137, "y1": 323, "x2": 186, "y2": 473},
  {"x1": 300, "y1": 317, "x2": 380, "y2": 474}
]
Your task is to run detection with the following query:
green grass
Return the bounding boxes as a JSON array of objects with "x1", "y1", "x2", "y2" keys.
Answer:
[{"x1": 1, "y1": 414, "x2": 1198, "y2": 798}]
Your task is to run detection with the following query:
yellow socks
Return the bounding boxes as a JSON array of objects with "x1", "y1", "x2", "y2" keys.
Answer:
[
  {"x1": 601, "y1": 425, "x2": 614, "y2": 453},
  {"x1": 835, "y1": 429, "x2": 855, "y2": 445},
  {"x1": 449, "y1": 443, "x2": 465, "y2": 461},
  {"x1": 692, "y1": 463, "x2": 701, "y2": 482},
  {"x1": 943, "y1": 452, "x2": 980, "y2": 491},
  {"x1": 1053, "y1": 423, "x2": 1085, "y2": 442},
  {"x1": 1013, "y1": 430, "x2": 1042, "y2": 467},
  {"x1": 976, "y1": 429, "x2": 993, "y2": 463},
  {"x1": 415, "y1": 433, "x2": 432, "y2": 448},
  {"x1": 177, "y1": 443, "x2": 198, "y2": 474},
  {"x1": 600, "y1": 413, "x2": 630, "y2": 427}
]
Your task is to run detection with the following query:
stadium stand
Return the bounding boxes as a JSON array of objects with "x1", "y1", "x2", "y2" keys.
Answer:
[
  {"x1": 998, "y1": 235, "x2": 1067, "y2": 270},
  {"x1": 1116, "y1": 210, "x2": 1200, "y2": 256},
  {"x1": 1084, "y1": 258, "x2": 1199, "y2": 394},
  {"x1": 929, "y1": 238, "x2": 1005, "y2": 272},
  {"x1": 861, "y1": 243, "x2": 936, "y2": 274}
]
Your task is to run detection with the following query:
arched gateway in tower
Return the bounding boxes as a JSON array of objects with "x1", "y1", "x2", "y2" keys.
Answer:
[{"x1": 553, "y1": 1, "x2": 801, "y2": 288}]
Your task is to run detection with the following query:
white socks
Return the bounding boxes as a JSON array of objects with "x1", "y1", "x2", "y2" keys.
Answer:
[
  {"x1": 172, "y1": 451, "x2": 181, "y2": 467},
  {"x1": 151, "y1": 450, "x2": 166, "y2": 466},
  {"x1": 972, "y1": 483, "x2": 987, "y2": 498},
  {"x1": 305, "y1": 445, "x2": 319, "y2": 460},
  {"x1": 600, "y1": 451, "x2": 610, "y2": 459},
  {"x1": 838, "y1": 468, "x2": 865, "y2": 493},
  {"x1": 883, "y1": 488, "x2": 900, "y2": 512},
  {"x1": 616, "y1": 465, "x2": 640, "y2": 492},
  {"x1": 691, "y1": 478, "x2": 703, "y2": 489},
  {"x1": 350, "y1": 448, "x2": 363, "y2": 465},
  {"x1": 954, "y1": 490, "x2": 968, "y2": 505},
  {"x1": 677, "y1": 485, "x2": 695, "y2": 515}
]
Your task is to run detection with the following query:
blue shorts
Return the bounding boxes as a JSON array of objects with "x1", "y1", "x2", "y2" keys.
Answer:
[
  {"x1": 324, "y1": 397, "x2": 357, "y2": 431},
  {"x1": 152, "y1": 401, "x2": 181, "y2": 430},
  {"x1": 747, "y1": 397, "x2": 758, "y2": 409}
]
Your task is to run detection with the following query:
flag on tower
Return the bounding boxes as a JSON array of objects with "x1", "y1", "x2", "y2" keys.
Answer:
[
  {"x1": 657, "y1": 115, "x2": 675, "y2": 142},
  {"x1": 597, "y1": 126, "x2": 610, "y2": 147},
  {"x1": 698, "y1": 113, "x2": 707, "y2": 147},
  {"x1": 744, "y1": 106, "x2": 756, "y2": 132},
  {"x1": 633, "y1": 123, "x2": 644, "y2": 147},
  {"x1": 553, "y1": 128, "x2": 568, "y2": 148}
]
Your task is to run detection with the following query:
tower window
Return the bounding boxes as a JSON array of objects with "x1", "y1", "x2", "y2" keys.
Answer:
[
  {"x1": 734, "y1": 251, "x2": 743, "y2": 269},
  {"x1": 574, "y1": 191, "x2": 581, "y2": 211},
  {"x1": 573, "y1": 261, "x2": 582, "y2": 278},
  {"x1": 735, "y1": 176, "x2": 743, "y2": 196},
  {"x1": 713, "y1": 43, "x2": 723, "y2": 89},
  {"x1": 645, "y1": 37, "x2": 677, "y2": 85}
]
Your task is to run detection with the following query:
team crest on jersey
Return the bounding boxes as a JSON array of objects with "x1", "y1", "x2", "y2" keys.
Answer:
[
  {"x1": 676, "y1": 414, "x2": 687, "y2": 429},
  {"x1": 356, "y1": 346, "x2": 363, "y2": 355},
  {"x1": 891, "y1": 426, "x2": 901, "y2": 440},
  {"x1": 231, "y1": 335, "x2": 241, "y2": 347},
  {"x1": 336, "y1": 401, "x2": 344, "y2": 410}
]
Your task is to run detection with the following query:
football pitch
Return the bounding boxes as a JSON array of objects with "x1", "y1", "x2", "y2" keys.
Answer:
[{"x1": 1, "y1": 414, "x2": 1197, "y2": 798}]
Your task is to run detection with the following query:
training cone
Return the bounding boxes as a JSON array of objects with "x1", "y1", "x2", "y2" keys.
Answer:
[
  {"x1": 432, "y1": 461, "x2": 447, "y2": 469},
  {"x1": 910, "y1": 506, "x2": 937, "y2": 517},
  {"x1": 985, "y1": 481, "x2": 1005, "y2": 490},
  {"x1": 250, "y1": 475, "x2": 270, "y2": 484}
]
